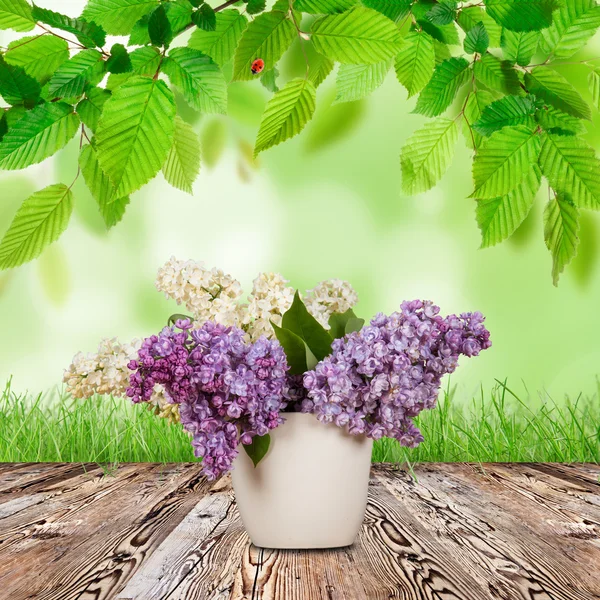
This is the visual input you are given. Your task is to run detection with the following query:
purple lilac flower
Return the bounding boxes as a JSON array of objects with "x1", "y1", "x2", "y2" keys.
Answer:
[
  {"x1": 301, "y1": 300, "x2": 491, "y2": 447},
  {"x1": 127, "y1": 320, "x2": 289, "y2": 480}
]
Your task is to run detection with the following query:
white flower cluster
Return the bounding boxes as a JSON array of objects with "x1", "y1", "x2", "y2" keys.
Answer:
[
  {"x1": 244, "y1": 272, "x2": 295, "y2": 340},
  {"x1": 305, "y1": 279, "x2": 359, "y2": 328},
  {"x1": 155, "y1": 257, "x2": 244, "y2": 327}
]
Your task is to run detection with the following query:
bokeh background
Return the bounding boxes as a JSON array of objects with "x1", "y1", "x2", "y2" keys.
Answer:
[{"x1": 2, "y1": 0, "x2": 600, "y2": 402}]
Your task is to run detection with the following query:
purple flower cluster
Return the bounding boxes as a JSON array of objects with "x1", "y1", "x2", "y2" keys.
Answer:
[
  {"x1": 127, "y1": 320, "x2": 289, "y2": 479},
  {"x1": 301, "y1": 300, "x2": 491, "y2": 447}
]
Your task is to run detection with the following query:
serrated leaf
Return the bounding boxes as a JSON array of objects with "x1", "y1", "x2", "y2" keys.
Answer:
[
  {"x1": 589, "y1": 69, "x2": 600, "y2": 111},
  {"x1": 47, "y1": 50, "x2": 104, "y2": 99},
  {"x1": 81, "y1": 0, "x2": 159, "y2": 35},
  {"x1": 473, "y1": 53, "x2": 521, "y2": 95},
  {"x1": 232, "y1": 10, "x2": 296, "y2": 81},
  {"x1": 162, "y1": 115, "x2": 201, "y2": 194},
  {"x1": 472, "y1": 125, "x2": 541, "y2": 199},
  {"x1": 129, "y1": 0, "x2": 192, "y2": 45},
  {"x1": 255, "y1": 78, "x2": 316, "y2": 156},
  {"x1": 414, "y1": 56, "x2": 470, "y2": 117},
  {"x1": 106, "y1": 46, "x2": 161, "y2": 89},
  {"x1": 282, "y1": 290, "x2": 333, "y2": 361},
  {"x1": 501, "y1": 30, "x2": 539, "y2": 65},
  {"x1": 106, "y1": 43, "x2": 132, "y2": 74},
  {"x1": 464, "y1": 22, "x2": 489, "y2": 54},
  {"x1": 79, "y1": 143, "x2": 129, "y2": 229},
  {"x1": 544, "y1": 194, "x2": 580, "y2": 285},
  {"x1": 476, "y1": 165, "x2": 541, "y2": 248},
  {"x1": 525, "y1": 67, "x2": 591, "y2": 120},
  {"x1": 463, "y1": 90, "x2": 494, "y2": 150},
  {"x1": 192, "y1": 3, "x2": 216, "y2": 31},
  {"x1": 362, "y1": 0, "x2": 411, "y2": 21},
  {"x1": 311, "y1": 6, "x2": 402, "y2": 64},
  {"x1": 473, "y1": 95, "x2": 537, "y2": 136},
  {"x1": 427, "y1": 0, "x2": 457, "y2": 26},
  {"x1": 96, "y1": 76, "x2": 176, "y2": 197},
  {"x1": 188, "y1": 10, "x2": 247, "y2": 67},
  {"x1": 77, "y1": 87, "x2": 111, "y2": 133},
  {"x1": 539, "y1": 132, "x2": 600, "y2": 210},
  {"x1": 0, "y1": 113, "x2": 7, "y2": 143},
  {"x1": 535, "y1": 105, "x2": 587, "y2": 135},
  {"x1": 0, "y1": 102, "x2": 79, "y2": 170},
  {"x1": 458, "y1": 6, "x2": 502, "y2": 47},
  {"x1": 4, "y1": 35, "x2": 69, "y2": 84},
  {"x1": 4, "y1": 105, "x2": 25, "y2": 127},
  {"x1": 394, "y1": 30, "x2": 435, "y2": 97},
  {"x1": 401, "y1": 117, "x2": 458, "y2": 194},
  {"x1": 31, "y1": 6, "x2": 106, "y2": 48},
  {"x1": 335, "y1": 59, "x2": 390, "y2": 103},
  {"x1": 485, "y1": 0, "x2": 556, "y2": 32},
  {"x1": 307, "y1": 52, "x2": 334, "y2": 88},
  {"x1": 0, "y1": 55, "x2": 40, "y2": 106},
  {"x1": 149, "y1": 4, "x2": 173, "y2": 46},
  {"x1": 0, "y1": 184, "x2": 74, "y2": 270},
  {"x1": 0, "y1": 0, "x2": 34, "y2": 31},
  {"x1": 540, "y1": 0, "x2": 600, "y2": 59},
  {"x1": 247, "y1": 0, "x2": 267, "y2": 15},
  {"x1": 163, "y1": 47, "x2": 227, "y2": 114},
  {"x1": 294, "y1": 0, "x2": 355, "y2": 13},
  {"x1": 413, "y1": 2, "x2": 460, "y2": 45},
  {"x1": 243, "y1": 433, "x2": 271, "y2": 467},
  {"x1": 260, "y1": 67, "x2": 279, "y2": 92}
]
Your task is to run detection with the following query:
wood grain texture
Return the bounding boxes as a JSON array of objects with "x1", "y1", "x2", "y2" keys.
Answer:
[{"x1": 0, "y1": 462, "x2": 597, "y2": 600}]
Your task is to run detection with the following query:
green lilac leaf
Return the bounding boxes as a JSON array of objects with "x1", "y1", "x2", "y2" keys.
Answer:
[
  {"x1": 192, "y1": 3, "x2": 216, "y2": 31},
  {"x1": 4, "y1": 35, "x2": 70, "y2": 84},
  {"x1": 328, "y1": 308, "x2": 360, "y2": 339},
  {"x1": 0, "y1": 0, "x2": 34, "y2": 31},
  {"x1": 77, "y1": 87, "x2": 111, "y2": 133},
  {"x1": 81, "y1": 0, "x2": 159, "y2": 35},
  {"x1": 243, "y1": 433, "x2": 271, "y2": 467},
  {"x1": 473, "y1": 53, "x2": 521, "y2": 95},
  {"x1": 484, "y1": 0, "x2": 556, "y2": 33},
  {"x1": 335, "y1": 60, "x2": 391, "y2": 104},
  {"x1": 473, "y1": 95, "x2": 537, "y2": 136},
  {"x1": 162, "y1": 115, "x2": 201, "y2": 194},
  {"x1": 0, "y1": 183, "x2": 74, "y2": 270},
  {"x1": 47, "y1": 50, "x2": 105, "y2": 99},
  {"x1": 255, "y1": 78, "x2": 316, "y2": 156},
  {"x1": 414, "y1": 57, "x2": 470, "y2": 117},
  {"x1": 401, "y1": 117, "x2": 458, "y2": 195},
  {"x1": 0, "y1": 55, "x2": 41, "y2": 106},
  {"x1": 270, "y1": 321, "x2": 311, "y2": 374},
  {"x1": 345, "y1": 317, "x2": 365, "y2": 334},
  {"x1": 0, "y1": 102, "x2": 79, "y2": 170},
  {"x1": 30, "y1": 6, "x2": 107, "y2": 48},
  {"x1": 394, "y1": 30, "x2": 435, "y2": 98},
  {"x1": 464, "y1": 22, "x2": 490, "y2": 54}
]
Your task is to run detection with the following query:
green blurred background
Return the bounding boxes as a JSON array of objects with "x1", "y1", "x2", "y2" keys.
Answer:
[{"x1": 2, "y1": 0, "x2": 600, "y2": 402}]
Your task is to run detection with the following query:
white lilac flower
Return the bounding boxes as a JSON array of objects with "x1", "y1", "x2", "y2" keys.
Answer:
[{"x1": 304, "y1": 279, "x2": 359, "y2": 328}]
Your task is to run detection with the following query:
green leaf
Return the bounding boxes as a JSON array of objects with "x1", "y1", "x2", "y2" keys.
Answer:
[
  {"x1": 485, "y1": 0, "x2": 556, "y2": 32},
  {"x1": 463, "y1": 90, "x2": 494, "y2": 150},
  {"x1": 162, "y1": 115, "x2": 201, "y2": 194},
  {"x1": 255, "y1": 78, "x2": 316, "y2": 156},
  {"x1": 106, "y1": 43, "x2": 132, "y2": 74},
  {"x1": 335, "y1": 59, "x2": 390, "y2": 103},
  {"x1": 535, "y1": 105, "x2": 587, "y2": 135},
  {"x1": 281, "y1": 291, "x2": 333, "y2": 361},
  {"x1": 129, "y1": 0, "x2": 192, "y2": 45},
  {"x1": 414, "y1": 57, "x2": 470, "y2": 117},
  {"x1": 79, "y1": 144, "x2": 130, "y2": 229},
  {"x1": 413, "y1": 2, "x2": 460, "y2": 45},
  {"x1": 311, "y1": 6, "x2": 402, "y2": 64},
  {"x1": 188, "y1": 10, "x2": 247, "y2": 67},
  {"x1": 247, "y1": 0, "x2": 267, "y2": 15},
  {"x1": 328, "y1": 308, "x2": 364, "y2": 338},
  {"x1": 525, "y1": 67, "x2": 591, "y2": 120},
  {"x1": 4, "y1": 105, "x2": 25, "y2": 127},
  {"x1": 464, "y1": 22, "x2": 489, "y2": 54},
  {"x1": 260, "y1": 67, "x2": 279, "y2": 92},
  {"x1": 458, "y1": 6, "x2": 502, "y2": 47},
  {"x1": 394, "y1": 30, "x2": 435, "y2": 98},
  {"x1": 472, "y1": 125, "x2": 541, "y2": 199},
  {"x1": 539, "y1": 132, "x2": 600, "y2": 210},
  {"x1": 81, "y1": 0, "x2": 159, "y2": 35},
  {"x1": 47, "y1": 50, "x2": 104, "y2": 99},
  {"x1": 501, "y1": 30, "x2": 539, "y2": 66},
  {"x1": 106, "y1": 46, "x2": 161, "y2": 89},
  {"x1": 192, "y1": 3, "x2": 216, "y2": 31},
  {"x1": 589, "y1": 69, "x2": 600, "y2": 111},
  {"x1": 0, "y1": 0, "x2": 34, "y2": 31},
  {"x1": 540, "y1": 0, "x2": 600, "y2": 59},
  {"x1": 308, "y1": 52, "x2": 334, "y2": 87},
  {"x1": 345, "y1": 317, "x2": 364, "y2": 334},
  {"x1": 362, "y1": 0, "x2": 411, "y2": 21},
  {"x1": 4, "y1": 35, "x2": 70, "y2": 84},
  {"x1": 271, "y1": 321, "x2": 312, "y2": 374},
  {"x1": 473, "y1": 95, "x2": 537, "y2": 136},
  {"x1": 0, "y1": 55, "x2": 41, "y2": 106},
  {"x1": 401, "y1": 117, "x2": 458, "y2": 195},
  {"x1": 473, "y1": 53, "x2": 521, "y2": 95},
  {"x1": 77, "y1": 87, "x2": 111, "y2": 133},
  {"x1": 427, "y1": 0, "x2": 457, "y2": 26},
  {"x1": 476, "y1": 165, "x2": 541, "y2": 248},
  {"x1": 149, "y1": 4, "x2": 173, "y2": 46},
  {"x1": 294, "y1": 0, "x2": 355, "y2": 13},
  {"x1": 243, "y1": 433, "x2": 271, "y2": 467},
  {"x1": 163, "y1": 47, "x2": 227, "y2": 114},
  {"x1": 0, "y1": 113, "x2": 7, "y2": 143},
  {"x1": 544, "y1": 194, "x2": 580, "y2": 285},
  {"x1": 96, "y1": 76, "x2": 176, "y2": 197},
  {"x1": 30, "y1": 6, "x2": 107, "y2": 48},
  {"x1": 0, "y1": 102, "x2": 79, "y2": 170},
  {"x1": 232, "y1": 10, "x2": 295, "y2": 81},
  {"x1": 0, "y1": 184, "x2": 74, "y2": 270}
]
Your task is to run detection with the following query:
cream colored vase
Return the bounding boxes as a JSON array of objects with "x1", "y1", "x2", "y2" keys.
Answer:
[{"x1": 231, "y1": 412, "x2": 373, "y2": 549}]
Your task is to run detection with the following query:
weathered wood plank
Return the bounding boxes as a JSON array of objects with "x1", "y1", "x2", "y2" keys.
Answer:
[{"x1": 0, "y1": 462, "x2": 97, "y2": 496}]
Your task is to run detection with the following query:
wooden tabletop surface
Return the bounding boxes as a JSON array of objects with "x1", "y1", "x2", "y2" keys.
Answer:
[{"x1": 0, "y1": 462, "x2": 598, "y2": 599}]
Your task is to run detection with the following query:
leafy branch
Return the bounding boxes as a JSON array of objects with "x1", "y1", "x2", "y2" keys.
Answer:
[{"x1": 0, "y1": 0, "x2": 600, "y2": 285}]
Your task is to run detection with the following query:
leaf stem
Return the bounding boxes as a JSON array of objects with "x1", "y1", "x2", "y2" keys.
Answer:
[{"x1": 289, "y1": 0, "x2": 310, "y2": 79}]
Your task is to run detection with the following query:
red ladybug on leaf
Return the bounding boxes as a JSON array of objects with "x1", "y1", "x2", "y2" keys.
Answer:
[{"x1": 251, "y1": 58, "x2": 265, "y2": 74}]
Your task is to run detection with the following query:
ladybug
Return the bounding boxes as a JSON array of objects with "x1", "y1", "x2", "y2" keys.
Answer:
[{"x1": 251, "y1": 58, "x2": 265, "y2": 75}]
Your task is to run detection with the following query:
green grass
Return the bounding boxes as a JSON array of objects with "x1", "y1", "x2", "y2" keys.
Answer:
[{"x1": 0, "y1": 379, "x2": 598, "y2": 464}]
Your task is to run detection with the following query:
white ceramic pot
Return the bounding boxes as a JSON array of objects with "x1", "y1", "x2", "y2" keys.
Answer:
[{"x1": 231, "y1": 412, "x2": 373, "y2": 549}]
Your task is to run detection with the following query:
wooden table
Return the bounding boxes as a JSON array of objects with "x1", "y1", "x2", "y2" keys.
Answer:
[{"x1": 0, "y1": 463, "x2": 598, "y2": 599}]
